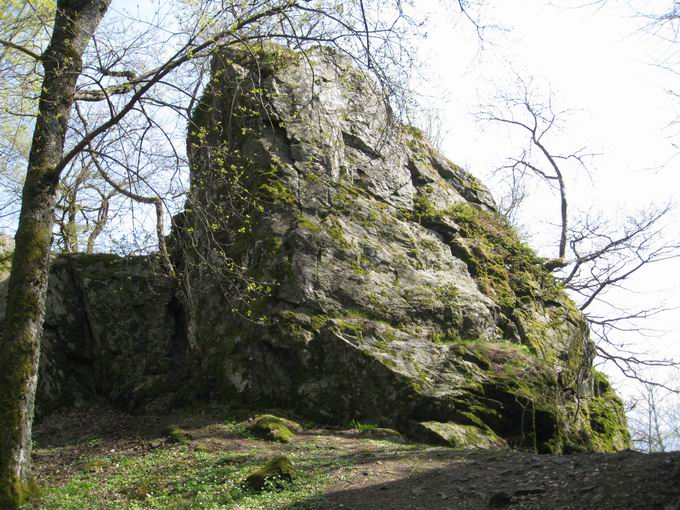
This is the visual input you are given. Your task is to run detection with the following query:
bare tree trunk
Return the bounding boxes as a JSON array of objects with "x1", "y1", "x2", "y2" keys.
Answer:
[
  {"x1": 534, "y1": 141, "x2": 568, "y2": 260},
  {"x1": 86, "y1": 193, "x2": 111, "y2": 254},
  {"x1": 0, "y1": 1, "x2": 110, "y2": 507},
  {"x1": 63, "y1": 187, "x2": 80, "y2": 252}
]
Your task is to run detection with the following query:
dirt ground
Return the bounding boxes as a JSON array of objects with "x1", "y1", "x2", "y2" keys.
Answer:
[
  {"x1": 31, "y1": 405, "x2": 680, "y2": 510},
  {"x1": 312, "y1": 447, "x2": 680, "y2": 509}
]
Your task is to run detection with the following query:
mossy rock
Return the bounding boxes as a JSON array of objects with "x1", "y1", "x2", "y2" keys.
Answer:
[
  {"x1": 244, "y1": 456, "x2": 296, "y2": 491},
  {"x1": 163, "y1": 424, "x2": 191, "y2": 444},
  {"x1": 587, "y1": 371, "x2": 632, "y2": 451},
  {"x1": 359, "y1": 427, "x2": 406, "y2": 443},
  {"x1": 407, "y1": 421, "x2": 506, "y2": 449},
  {"x1": 31, "y1": 45, "x2": 630, "y2": 457},
  {"x1": 249, "y1": 414, "x2": 302, "y2": 443}
]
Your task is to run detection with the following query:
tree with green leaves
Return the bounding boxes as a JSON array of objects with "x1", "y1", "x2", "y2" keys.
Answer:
[
  {"x1": 0, "y1": 0, "x2": 54, "y2": 225},
  {"x1": 0, "y1": 2, "x2": 111, "y2": 505}
]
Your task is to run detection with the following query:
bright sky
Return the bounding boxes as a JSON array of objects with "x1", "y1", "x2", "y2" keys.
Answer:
[{"x1": 408, "y1": 0, "x2": 680, "y2": 394}]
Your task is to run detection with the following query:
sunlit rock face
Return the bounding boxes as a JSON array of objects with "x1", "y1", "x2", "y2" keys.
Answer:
[
  {"x1": 0, "y1": 45, "x2": 629, "y2": 452},
  {"x1": 176, "y1": 44, "x2": 630, "y2": 453}
]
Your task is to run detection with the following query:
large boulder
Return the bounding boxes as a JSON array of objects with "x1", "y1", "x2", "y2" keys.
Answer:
[{"x1": 175, "y1": 44, "x2": 630, "y2": 453}]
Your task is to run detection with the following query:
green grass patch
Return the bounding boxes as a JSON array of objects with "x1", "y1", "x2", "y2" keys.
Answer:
[
  {"x1": 348, "y1": 420, "x2": 377, "y2": 433},
  {"x1": 28, "y1": 447, "x2": 318, "y2": 509},
  {"x1": 26, "y1": 426, "x2": 424, "y2": 510}
]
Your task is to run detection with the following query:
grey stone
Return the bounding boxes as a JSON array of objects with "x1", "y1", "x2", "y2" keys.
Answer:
[{"x1": 174, "y1": 44, "x2": 630, "y2": 452}]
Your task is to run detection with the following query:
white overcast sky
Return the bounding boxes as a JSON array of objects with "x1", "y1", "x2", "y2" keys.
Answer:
[{"x1": 407, "y1": 0, "x2": 680, "y2": 391}]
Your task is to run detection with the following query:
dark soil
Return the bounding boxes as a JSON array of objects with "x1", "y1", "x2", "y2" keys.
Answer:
[
  {"x1": 312, "y1": 447, "x2": 680, "y2": 510},
  {"x1": 31, "y1": 404, "x2": 680, "y2": 510}
]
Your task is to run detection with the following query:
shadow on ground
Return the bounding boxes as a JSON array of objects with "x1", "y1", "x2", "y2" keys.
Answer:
[{"x1": 287, "y1": 448, "x2": 680, "y2": 510}]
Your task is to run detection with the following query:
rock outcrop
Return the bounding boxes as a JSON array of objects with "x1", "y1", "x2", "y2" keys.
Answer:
[
  {"x1": 0, "y1": 248, "x2": 187, "y2": 416},
  {"x1": 175, "y1": 44, "x2": 629, "y2": 452},
  {"x1": 0, "y1": 44, "x2": 630, "y2": 453}
]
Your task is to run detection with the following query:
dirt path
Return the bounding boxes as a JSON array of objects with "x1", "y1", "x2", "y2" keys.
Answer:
[{"x1": 313, "y1": 447, "x2": 680, "y2": 509}]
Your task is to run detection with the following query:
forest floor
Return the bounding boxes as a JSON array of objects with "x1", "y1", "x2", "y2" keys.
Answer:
[{"x1": 25, "y1": 403, "x2": 680, "y2": 510}]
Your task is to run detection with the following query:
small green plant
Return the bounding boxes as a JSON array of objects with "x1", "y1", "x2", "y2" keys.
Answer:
[
  {"x1": 82, "y1": 436, "x2": 101, "y2": 448},
  {"x1": 327, "y1": 221, "x2": 351, "y2": 249},
  {"x1": 223, "y1": 418, "x2": 253, "y2": 438},
  {"x1": 349, "y1": 419, "x2": 377, "y2": 432},
  {"x1": 296, "y1": 215, "x2": 322, "y2": 232},
  {"x1": 163, "y1": 424, "x2": 191, "y2": 444}
]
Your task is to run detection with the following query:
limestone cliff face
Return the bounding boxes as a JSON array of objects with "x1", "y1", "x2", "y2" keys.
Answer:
[
  {"x1": 0, "y1": 45, "x2": 630, "y2": 453},
  {"x1": 176, "y1": 45, "x2": 629, "y2": 452}
]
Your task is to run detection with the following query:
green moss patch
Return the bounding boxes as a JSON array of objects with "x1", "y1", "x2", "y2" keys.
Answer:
[
  {"x1": 163, "y1": 424, "x2": 191, "y2": 444},
  {"x1": 244, "y1": 456, "x2": 296, "y2": 492},
  {"x1": 444, "y1": 203, "x2": 559, "y2": 308},
  {"x1": 587, "y1": 371, "x2": 632, "y2": 452},
  {"x1": 437, "y1": 340, "x2": 569, "y2": 452},
  {"x1": 406, "y1": 199, "x2": 584, "y2": 367},
  {"x1": 249, "y1": 415, "x2": 302, "y2": 444},
  {"x1": 228, "y1": 42, "x2": 301, "y2": 77}
]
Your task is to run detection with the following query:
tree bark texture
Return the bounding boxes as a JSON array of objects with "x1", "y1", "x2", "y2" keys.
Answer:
[{"x1": 0, "y1": 1, "x2": 110, "y2": 507}]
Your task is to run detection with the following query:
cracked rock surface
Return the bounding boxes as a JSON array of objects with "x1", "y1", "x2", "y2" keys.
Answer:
[{"x1": 175, "y1": 45, "x2": 629, "y2": 453}]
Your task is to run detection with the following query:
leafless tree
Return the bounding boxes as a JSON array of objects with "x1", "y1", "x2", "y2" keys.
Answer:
[
  {"x1": 627, "y1": 379, "x2": 680, "y2": 452},
  {"x1": 478, "y1": 76, "x2": 596, "y2": 263},
  {"x1": 493, "y1": 163, "x2": 530, "y2": 231},
  {"x1": 565, "y1": 205, "x2": 680, "y2": 383},
  {"x1": 479, "y1": 76, "x2": 680, "y2": 388}
]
